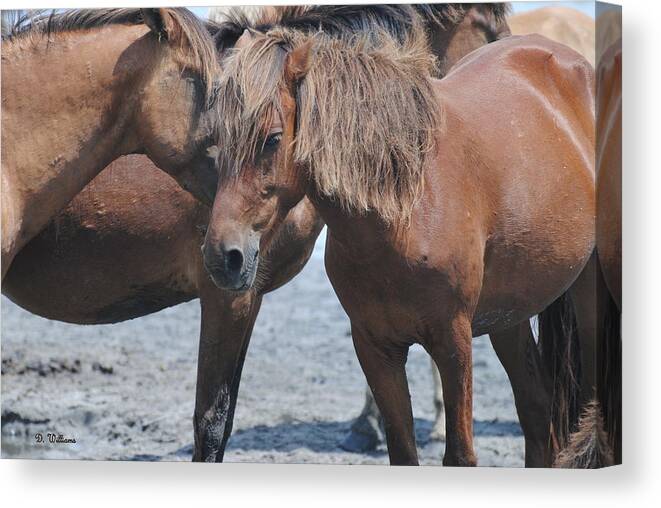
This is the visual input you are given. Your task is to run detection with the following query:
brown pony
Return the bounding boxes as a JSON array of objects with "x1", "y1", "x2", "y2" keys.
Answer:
[
  {"x1": 226, "y1": 2, "x2": 513, "y2": 452},
  {"x1": 2, "y1": 4, "x2": 509, "y2": 462},
  {"x1": 222, "y1": 2, "x2": 513, "y2": 452},
  {"x1": 204, "y1": 29, "x2": 595, "y2": 466},
  {"x1": 1, "y1": 8, "x2": 223, "y2": 279}
]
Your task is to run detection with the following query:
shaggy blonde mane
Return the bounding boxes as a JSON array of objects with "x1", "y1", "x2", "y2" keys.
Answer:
[
  {"x1": 218, "y1": 29, "x2": 442, "y2": 224},
  {"x1": 211, "y1": 4, "x2": 511, "y2": 42}
]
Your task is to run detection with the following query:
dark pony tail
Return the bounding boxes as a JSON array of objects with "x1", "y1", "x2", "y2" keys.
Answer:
[
  {"x1": 537, "y1": 291, "x2": 582, "y2": 454},
  {"x1": 597, "y1": 275, "x2": 622, "y2": 464},
  {"x1": 540, "y1": 278, "x2": 621, "y2": 468}
]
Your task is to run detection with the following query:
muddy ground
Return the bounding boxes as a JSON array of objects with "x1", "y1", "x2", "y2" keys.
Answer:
[{"x1": 1, "y1": 234, "x2": 524, "y2": 466}]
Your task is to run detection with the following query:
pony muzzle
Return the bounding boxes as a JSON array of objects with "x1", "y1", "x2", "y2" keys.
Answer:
[{"x1": 202, "y1": 237, "x2": 260, "y2": 291}]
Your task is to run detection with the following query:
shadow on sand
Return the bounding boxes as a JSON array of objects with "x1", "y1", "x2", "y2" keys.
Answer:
[{"x1": 127, "y1": 417, "x2": 523, "y2": 461}]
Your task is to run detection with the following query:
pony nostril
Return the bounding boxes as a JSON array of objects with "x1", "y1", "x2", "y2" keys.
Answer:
[{"x1": 226, "y1": 248, "x2": 244, "y2": 273}]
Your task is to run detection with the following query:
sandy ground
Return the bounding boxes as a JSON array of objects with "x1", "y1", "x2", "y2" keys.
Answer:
[{"x1": 1, "y1": 233, "x2": 524, "y2": 466}]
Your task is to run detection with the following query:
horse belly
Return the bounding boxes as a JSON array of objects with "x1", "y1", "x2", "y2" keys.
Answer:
[
  {"x1": 474, "y1": 215, "x2": 594, "y2": 336},
  {"x1": 2, "y1": 157, "x2": 204, "y2": 324}
]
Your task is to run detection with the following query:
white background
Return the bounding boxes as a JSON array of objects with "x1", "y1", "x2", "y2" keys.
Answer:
[{"x1": 1, "y1": 0, "x2": 657, "y2": 506}]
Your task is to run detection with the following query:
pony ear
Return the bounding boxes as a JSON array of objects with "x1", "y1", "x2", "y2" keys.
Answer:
[
  {"x1": 285, "y1": 40, "x2": 314, "y2": 84},
  {"x1": 141, "y1": 8, "x2": 183, "y2": 44}
]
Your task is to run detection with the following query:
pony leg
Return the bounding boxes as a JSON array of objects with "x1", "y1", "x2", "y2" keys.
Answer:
[
  {"x1": 568, "y1": 252, "x2": 599, "y2": 401},
  {"x1": 342, "y1": 358, "x2": 446, "y2": 452},
  {"x1": 489, "y1": 321, "x2": 554, "y2": 467},
  {"x1": 430, "y1": 358, "x2": 446, "y2": 441},
  {"x1": 430, "y1": 314, "x2": 477, "y2": 466},
  {"x1": 352, "y1": 326, "x2": 418, "y2": 465},
  {"x1": 1, "y1": 188, "x2": 20, "y2": 281},
  {"x1": 192, "y1": 284, "x2": 262, "y2": 462},
  {"x1": 340, "y1": 385, "x2": 384, "y2": 453}
]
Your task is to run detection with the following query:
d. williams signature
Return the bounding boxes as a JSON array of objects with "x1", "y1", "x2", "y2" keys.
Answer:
[{"x1": 34, "y1": 433, "x2": 76, "y2": 444}]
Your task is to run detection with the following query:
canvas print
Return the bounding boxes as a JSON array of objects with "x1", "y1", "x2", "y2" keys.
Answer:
[{"x1": 0, "y1": 2, "x2": 622, "y2": 467}]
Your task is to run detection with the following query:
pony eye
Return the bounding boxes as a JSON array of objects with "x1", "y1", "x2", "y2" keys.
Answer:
[{"x1": 264, "y1": 132, "x2": 282, "y2": 148}]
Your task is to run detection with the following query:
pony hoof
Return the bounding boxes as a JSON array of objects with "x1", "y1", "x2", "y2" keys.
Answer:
[{"x1": 340, "y1": 428, "x2": 380, "y2": 453}]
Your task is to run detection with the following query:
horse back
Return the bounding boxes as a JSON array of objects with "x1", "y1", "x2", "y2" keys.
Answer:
[
  {"x1": 447, "y1": 33, "x2": 594, "y2": 135},
  {"x1": 436, "y1": 33, "x2": 596, "y2": 211}
]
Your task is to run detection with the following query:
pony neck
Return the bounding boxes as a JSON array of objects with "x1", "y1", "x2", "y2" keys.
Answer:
[
  {"x1": 307, "y1": 187, "x2": 402, "y2": 262},
  {"x1": 1, "y1": 24, "x2": 153, "y2": 243}
]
